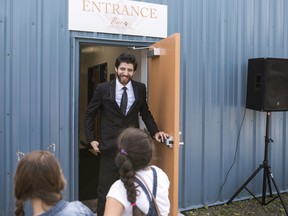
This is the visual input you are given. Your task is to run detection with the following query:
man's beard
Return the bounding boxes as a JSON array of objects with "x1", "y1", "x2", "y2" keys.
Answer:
[{"x1": 117, "y1": 74, "x2": 131, "y2": 85}]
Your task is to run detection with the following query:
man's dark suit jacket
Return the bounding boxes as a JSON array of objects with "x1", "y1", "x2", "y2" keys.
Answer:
[{"x1": 85, "y1": 79, "x2": 159, "y2": 156}]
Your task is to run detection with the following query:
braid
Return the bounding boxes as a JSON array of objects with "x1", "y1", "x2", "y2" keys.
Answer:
[
  {"x1": 115, "y1": 154, "x2": 145, "y2": 216},
  {"x1": 116, "y1": 127, "x2": 154, "y2": 216},
  {"x1": 15, "y1": 200, "x2": 25, "y2": 216}
]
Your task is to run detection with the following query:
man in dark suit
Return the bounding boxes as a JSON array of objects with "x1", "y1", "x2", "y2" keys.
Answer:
[{"x1": 85, "y1": 53, "x2": 168, "y2": 216}]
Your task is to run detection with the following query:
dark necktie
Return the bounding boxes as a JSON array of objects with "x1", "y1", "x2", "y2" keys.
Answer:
[{"x1": 120, "y1": 87, "x2": 127, "y2": 115}]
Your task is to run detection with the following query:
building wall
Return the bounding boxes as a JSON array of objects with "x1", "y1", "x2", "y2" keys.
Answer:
[
  {"x1": 175, "y1": 0, "x2": 288, "y2": 210},
  {"x1": 1, "y1": 0, "x2": 288, "y2": 214},
  {"x1": 0, "y1": 0, "x2": 71, "y2": 215}
]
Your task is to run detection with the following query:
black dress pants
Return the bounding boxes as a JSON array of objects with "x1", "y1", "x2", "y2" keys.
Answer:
[{"x1": 97, "y1": 155, "x2": 120, "y2": 216}]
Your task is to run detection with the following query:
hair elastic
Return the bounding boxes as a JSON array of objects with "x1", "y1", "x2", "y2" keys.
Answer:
[
  {"x1": 120, "y1": 149, "x2": 128, "y2": 155},
  {"x1": 131, "y1": 202, "x2": 136, "y2": 207}
]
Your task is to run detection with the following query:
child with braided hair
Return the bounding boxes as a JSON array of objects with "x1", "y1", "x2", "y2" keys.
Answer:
[{"x1": 104, "y1": 127, "x2": 170, "y2": 216}]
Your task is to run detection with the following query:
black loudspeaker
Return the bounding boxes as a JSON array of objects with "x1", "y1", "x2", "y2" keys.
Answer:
[{"x1": 246, "y1": 58, "x2": 288, "y2": 111}]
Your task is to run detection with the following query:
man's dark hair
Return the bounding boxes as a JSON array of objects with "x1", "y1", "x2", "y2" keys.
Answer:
[{"x1": 115, "y1": 53, "x2": 138, "y2": 71}]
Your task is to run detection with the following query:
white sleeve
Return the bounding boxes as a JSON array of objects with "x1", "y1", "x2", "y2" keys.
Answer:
[{"x1": 106, "y1": 180, "x2": 130, "y2": 210}]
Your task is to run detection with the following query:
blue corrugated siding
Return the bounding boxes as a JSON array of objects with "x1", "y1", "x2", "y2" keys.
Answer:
[
  {"x1": 1, "y1": 0, "x2": 288, "y2": 214},
  {"x1": 0, "y1": 0, "x2": 71, "y2": 214},
  {"x1": 175, "y1": 0, "x2": 288, "y2": 211},
  {"x1": 0, "y1": 0, "x2": 5, "y2": 214}
]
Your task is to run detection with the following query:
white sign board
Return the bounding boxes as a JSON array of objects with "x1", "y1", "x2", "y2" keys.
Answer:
[{"x1": 68, "y1": 0, "x2": 167, "y2": 38}]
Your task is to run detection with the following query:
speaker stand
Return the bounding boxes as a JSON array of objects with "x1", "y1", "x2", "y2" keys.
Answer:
[{"x1": 226, "y1": 112, "x2": 288, "y2": 215}]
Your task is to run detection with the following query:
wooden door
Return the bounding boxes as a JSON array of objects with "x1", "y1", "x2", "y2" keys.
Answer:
[{"x1": 148, "y1": 33, "x2": 180, "y2": 216}]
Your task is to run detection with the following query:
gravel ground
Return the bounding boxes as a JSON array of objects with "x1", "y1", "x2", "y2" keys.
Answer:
[
  {"x1": 82, "y1": 193, "x2": 288, "y2": 215},
  {"x1": 182, "y1": 193, "x2": 288, "y2": 216}
]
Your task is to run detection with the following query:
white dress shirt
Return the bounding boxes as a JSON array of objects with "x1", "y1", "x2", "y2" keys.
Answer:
[{"x1": 116, "y1": 78, "x2": 135, "y2": 115}]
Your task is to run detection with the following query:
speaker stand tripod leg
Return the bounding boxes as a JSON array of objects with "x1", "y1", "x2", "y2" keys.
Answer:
[
  {"x1": 266, "y1": 170, "x2": 273, "y2": 197},
  {"x1": 226, "y1": 165, "x2": 263, "y2": 204},
  {"x1": 267, "y1": 167, "x2": 288, "y2": 215},
  {"x1": 261, "y1": 165, "x2": 274, "y2": 204},
  {"x1": 264, "y1": 164, "x2": 273, "y2": 198},
  {"x1": 261, "y1": 165, "x2": 270, "y2": 204},
  {"x1": 262, "y1": 168, "x2": 266, "y2": 204}
]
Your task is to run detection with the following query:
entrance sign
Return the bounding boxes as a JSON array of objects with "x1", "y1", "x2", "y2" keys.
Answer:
[{"x1": 68, "y1": 0, "x2": 167, "y2": 37}]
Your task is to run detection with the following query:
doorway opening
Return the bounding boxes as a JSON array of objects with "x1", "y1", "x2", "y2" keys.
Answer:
[
  {"x1": 78, "y1": 44, "x2": 148, "y2": 212},
  {"x1": 74, "y1": 33, "x2": 181, "y2": 215}
]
